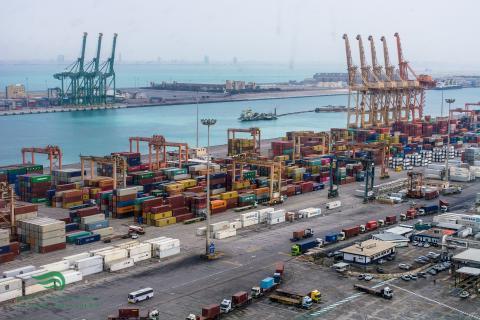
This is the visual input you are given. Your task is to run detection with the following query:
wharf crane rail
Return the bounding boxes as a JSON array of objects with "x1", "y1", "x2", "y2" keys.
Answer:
[{"x1": 79, "y1": 154, "x2": 128, "y2": 189}]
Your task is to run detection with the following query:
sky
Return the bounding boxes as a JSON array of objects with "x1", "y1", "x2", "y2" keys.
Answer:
[{"x1": 0, "y1": 0, "x2": 479, "y2": 70}]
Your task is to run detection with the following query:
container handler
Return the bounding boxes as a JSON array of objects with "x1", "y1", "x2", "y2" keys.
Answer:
[{"x1": 354, "y1": 284, "x2": 393, "y2": 299}]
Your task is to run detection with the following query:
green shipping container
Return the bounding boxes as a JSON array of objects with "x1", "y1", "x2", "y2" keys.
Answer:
[
  {"x1": 66, "y1": 231, "x2": 92, "y2": 243},
  {"x1": 29, "y1": 175, "x2": 51, "y2": 183}
]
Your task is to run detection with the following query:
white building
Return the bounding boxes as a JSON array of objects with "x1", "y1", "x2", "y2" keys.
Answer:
[
  {"x1": 384, "y1": 226, "x2": 414, "y2": 238},
  {"x1": 340, "y1": 239, "x2": 396, "y2": 265}
]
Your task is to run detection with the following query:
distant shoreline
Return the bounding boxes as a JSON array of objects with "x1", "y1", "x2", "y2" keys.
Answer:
[{"x1": 0, "y1": 88, "x2": 349, "y2": 117}]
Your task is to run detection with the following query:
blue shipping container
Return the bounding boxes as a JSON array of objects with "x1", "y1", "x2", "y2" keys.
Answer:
[
  {"x1": 65, "y1": 223, "x2": 79, "y2": 232},
  {"x1": 260, "y1": 277, "x2": 275, "y2": 289},
  {"x1": 75, "y1": 234, "x2": 101, "y2": 245},
  {"x1": 0, "y1": 245, "x2": 11, "y2": 255},
  {"x1": 85, "y1": 220, "x2": 109, "y2": 231},
  {"x1": 325, "y1": 234, "x2": 338, "y2": 243}
]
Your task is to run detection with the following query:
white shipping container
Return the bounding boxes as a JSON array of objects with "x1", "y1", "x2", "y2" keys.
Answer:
[
  {"x1": 63, "y1": 252, "x2": 90, "y2": 265},
  {"x1": 258, "y1": 208, "x2": 274, "y2": 223},
  {"x1": 267, "y1": 209, "x2": 285, "y2": 220},
  {"x1": 326, "y1": 201, "x2": 342, "y2": 209},
  {"x1": 40, "y1": 260, "x2": 70, "y2": 272},
  {"x1": 240, "y1": 211, "x2": 259, "y2": 222},
  {"x1": 105, "y1": 258, "x2": 134, "y2": 272},
  {"x1": 80, "y1": 214, "x2": 106, "y2": 225},
  {"x1": 267, "y1": 216, "x2": 286, "y2": 225},
  {"x1": 130, "y1": 251, "x2": 151, "y2": 262},
  {"x1": 229, "y1": 220, "x2": 242, "y2": 229},
  {"x1": 16, "y1": 269, "x2": 48, "y2": 287},
  {"x1": 115, "y1": 240, "x2": 139, "y2": 249},
  {"x1": 0, "y1": 278, "x2": 22, "y2": 293},
  {"x1": 24, "y1": 284, "x2": 48, "y2": 296},
  {"x1": 61, "y1": 270, "x2": 83, "y2": 285},
  {"x1": 298, "y1": 207, "x2": 322, "y2": 218},
  {"x1": 74, "y1": 256, "x2": 103, "y2": 270},
  {"x1": 145, "y1": 237, "x2": 168, "y2": 244},
  {"x1": 0, "y1": 289, "x2": 22, "y2": 302},
  {"x1": 156, "y1": 246, "x2": 181, "y2": 259},
  {"x1": 92, "y1": 227, "x2": 114, "y2": 237},
  {"x1": 3, "y1": 265, "x2": 36, "y2": 278},
  {"x1": 241, "y1": 219, "x2": 258, "y2": 228},
  {"x1": 210, "y1": 221, "x2": 230, "y2": 232},
  {"x1": 196, "y1": 227, "x2": 206, "y2": 236},
  {"x1": 116, "y1": 187, "x2": 138, "y2": 197},
  {"x1": 152, "y1": 239, "x2": 180, "y2": 251},
  {"x1": 78, "y1": 264, "x2": 103, "y2": 276},
  {"x1": 214, "y1": 228, "x2": 237, "y2": 239},
  {"x1": 96, "y1": 248, "x2": 128, "y2": 264},
  {"x1": 127, "y1": 243, "x2": 151, "y2": 257},
  {"x1": 89, "y1": 246, "x2": 114, "y2": 256}
]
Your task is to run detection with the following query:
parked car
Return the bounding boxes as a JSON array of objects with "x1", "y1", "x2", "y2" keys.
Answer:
[
  {"x1": 417, "y1": 272, "x2": 427, "y2": 278},
  {"x1": 376, "y1": 267, "x2": 385, "y2": 274},
  {"x1": 412, "y1": 241, "x2": 418, "y2": 246},
  {"x1": 428, "y1": 268, "x2": 437, "y2": 275},
  {"x1": 358, "y1": 274, "x2": 365, "y2": 280},
  {"x1": 410, "y1": 274, "x2": 418, "y2": 281},
  {"x1": 401, "y1": 275, "x2": 411, "y2": 281},
  {"x1": 399, "y1": 263, "x2": 412, "y2": 270},
  {"x1": 423, "y1": 243, "x2": 431, "y2": 248},
  {"x1": 386, "y1": 255, "x2": 395, "y2": 261},
  {"x1": 364, "y1": 274, "x2": 374, "y2": 281},
  {"x1": 377, "y1": 259, "x2": 386, "y2": 265}
]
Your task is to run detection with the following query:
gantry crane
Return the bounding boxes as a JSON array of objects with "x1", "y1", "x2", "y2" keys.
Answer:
[
  {"x1": 53, "y1": 33, "x2": 117, "y2": 105},
  {"x1": 128, "y1": 135, "x2": 188, "y2": 169},
  {"x1": 230, "y1": 154, "x2": 282, "y2": 204},
  {"x1": 227, "y1": 128, "x2": 261, "y2": 156},
  {"x1": 80, "y1": 154, "x2": 127, "y2": 189},
  {"x1": 21, "y1": 145, "x2": 62, "y2": 173},
  {"x1": 0, "y1": 182, "x2": 16, "y2": 237},
  {"x1": 289, "y1": 131, "x2": 330, "y2": 162},
  {"x1": 407, "y1": 171, "x2": 424, "y2": 199}
]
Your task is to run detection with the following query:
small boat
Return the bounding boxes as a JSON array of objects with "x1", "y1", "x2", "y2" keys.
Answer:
[{"x1": 238, "y1": 108, "x2": 277, "y2": 121}]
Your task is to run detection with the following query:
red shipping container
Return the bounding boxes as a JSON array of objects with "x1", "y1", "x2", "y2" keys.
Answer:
[
  {"x1": 0, "y1": 252, "x2": 16, "y2": 263},
  {"x1": 59, "y1": 217, "x2": 72, "y2": 224},
  {"x1": 167, "y1": 195, "x2": 185, "y2": 209},
  {"x1": 366, "y1": 220, "x2": 378, "y2": 231},
  {"x1": 118, "y1": 309, "x2": 140, "y2": 318},
  {"x1": 202, "y1": 304, "x2": 220, "y2": 319},
  {"x1": 174, "y1": 213, "x2": 195, "y2": 222},
  {"x1": 142, "y1": 198, "x2": 164, "y2": 212},
  {"x1": 151, "y1": 205, "x2": 172, "y2": 214},
  {"x1": 39, "y1": 242, "x2": 66, "y2": 254},
  {"x1": 385, "y1": 215, "x2": 397, "y2": 225},
  {"x1": 9, "y1": 242, "x2": 20, "y2": 255},
  {"x1": 14, "y1": 204, "x2": 38, "y2": 215},
  {"x1": 342, "y1": 226, "x2": 360, "y2": 238},
  {"x1": 76, "y1": 206, "x2": 100, "y2": 217},
  {"x1": 172, "y1": 207, "x2": 189, "y2": 216}
]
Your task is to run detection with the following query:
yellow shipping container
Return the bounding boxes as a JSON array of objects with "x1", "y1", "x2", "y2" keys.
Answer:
[
  {"x1": 82, "y1": 194, "x2": 90, "y2": 201},
  {"x1": 178, "y1": 179, "x2": 197, "y2": 188},
  {"x1": 63, "y1": 201, "x2": 83, "y2": 209},
  {"x1": 151, "y1": 211, "x2": 172, "y2": 220},
  {"x1": 154, "y1": 217, "x2": 177, "y2": 227},
  {"x1": 220, "y1": 191, "x2": 238, "y2": 200},
  {"x1": 165, "y1": 183, "x2": 185, "y2": 192}
]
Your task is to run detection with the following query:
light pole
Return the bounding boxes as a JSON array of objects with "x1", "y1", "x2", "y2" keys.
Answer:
[
  {"x1": 444, "y1": 98, "x2": 455, "y2": 182},
  {"x1": 196, "y1": 91, "x2": 199, "y2": 148},
  {"x1": 201, "y1": 118, "x2": 217, "y2": 256}
]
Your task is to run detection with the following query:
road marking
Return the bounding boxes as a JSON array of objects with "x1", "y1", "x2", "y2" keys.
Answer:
[
  {"x1": 303, "y1": 279, "x2": 395, "y2": 318},
  {"x1": 388, "y1": 283, "x2": 480, "y2": 320},
  {"x1": 221, "y1": 260, "x2": 243, "y2": 267}
]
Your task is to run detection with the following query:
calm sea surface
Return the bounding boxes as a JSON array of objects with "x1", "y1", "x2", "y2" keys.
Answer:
[{"x1": 0, "y1": 63, "x2": 478, "y2": 166}]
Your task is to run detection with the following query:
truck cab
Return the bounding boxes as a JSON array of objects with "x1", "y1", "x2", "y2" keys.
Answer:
[
  {"x1": 377, "y1": 219, "x2": 385, "y2": 227},
  {"x1": 337, "y1": 232, "x2": 346, "y2": 241},
  {"x1": 382, "y1": 287, "x2": 393, "y2": 299},
  {"x1": 309, "y1": 290, "x2": 321, "y2": 303},
  {"x1": 251, "y1": 286, "x2": 261, "y2": 298},
  {"x1": 302, "y1": 296, "x2": 313, "y2": 309},
  {"x1": 359, "y1": 225, "x2": 366, "y2": 233},
  {"x1": 400, "y1": 213, "x2": 407, "y2": 221},
  {"x1": 220, "y1": 299, "x2": 232, "y2": 313}
]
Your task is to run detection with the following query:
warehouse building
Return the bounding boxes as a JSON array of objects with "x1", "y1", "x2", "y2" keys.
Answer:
[
  {"x1": 372, "y1": 232, "x2": 409, "y2": 248},
  {"x1": 452, "y1": 249, "x2": 480, "y2": 289},
  {"x1": 340, "y1": 239, "x2": 396, "y2": 264},
  {"x1": 384, "y1": 225, "x2": 414, "y2": 238},
  {"x1": 412, "y1": 228, "x2": 454, "y2": 246}
]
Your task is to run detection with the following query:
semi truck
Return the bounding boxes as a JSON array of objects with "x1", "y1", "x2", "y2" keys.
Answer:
[
  {"x1": 291, "y1": 238, "x2": 321, "y2": 256},
  {"x1": 251, "y1": 276, "x2": 279, "y2": 298},
  {"x1": 109, "y1": 308, "x2": 159, "y2": 320},
  {"x1": 441, "y1": 185, "x2": 462, "y2": 196},
  {"x1": 290, "y1": 228, "x2": 314, "y2": 242},
  {"x1": 417, "y1": 205, "x2": 439, "y2": 216},
  {"x1": 354, "y1": 284, "x2": 393, "y2": 299},
  {"x1": 342, "y1": 226, "x2": 360, "y2": 239},
  {"x1": 219, "y1": 291, "x2": 252, "y2": 314},
  {"x1": 269, "y1": 289, "x2": 313, "y2": 309}
]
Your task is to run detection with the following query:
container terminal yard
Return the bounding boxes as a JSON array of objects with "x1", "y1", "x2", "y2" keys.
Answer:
[{"x1": 1, "y1": 33, "x2": 480, "y2": 320}]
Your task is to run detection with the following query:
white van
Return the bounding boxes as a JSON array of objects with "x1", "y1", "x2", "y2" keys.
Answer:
[{"x1": 128, "y1": 287, "x2": 154, "y2": 303}]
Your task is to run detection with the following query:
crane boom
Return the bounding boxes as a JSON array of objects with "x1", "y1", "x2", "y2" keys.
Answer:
[
  {"x1": 394, "y1": 32, "x2": 407, "y2": 80},
  {"x1": 108, "y1": 33, "x2": 118, "y2": 75},
  {"x1": 380, "y1": 36, "x2": 395, "y2": 80},
  {"x1": 79, "y1": 32, "x2": 88, "y2": 73},
  {"x1": 94, "y1": 33, "x2": 103, "y2": 72},
  {"x1": 342, "y1": 34, "x2": 357, "y2": 87},
  {"x1": 356, "y1": 35, "x2": 370, "y2": 83},
  {"x1": 368, "y1": 35, "x2": 382, "y2": 79}
]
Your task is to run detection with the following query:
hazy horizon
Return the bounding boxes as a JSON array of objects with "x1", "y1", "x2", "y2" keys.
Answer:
[{"x1": 1, "y1": 0, "x2": 479, "y2": 73}]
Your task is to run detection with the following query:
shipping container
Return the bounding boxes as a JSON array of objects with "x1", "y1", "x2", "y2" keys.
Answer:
[{"x1": 342, "y1": 226, "x2": 360, "y2": 238}]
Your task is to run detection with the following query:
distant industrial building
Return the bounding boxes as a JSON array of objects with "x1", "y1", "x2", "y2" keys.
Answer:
[
  {"x1": 312, "y1": 72, "x2": 348, "y2": 82},
  {"x1": 384, "y1": 226, "x2": 414, "y2": 238},
  {"x1": 372, "y1": 232, "x2": 409, "y2": 248},
  {"x1": 434, "y1": 213, "x2": 480, "y2": 232},
  {"x1": 340, "y1": 239, "x2": 396, "y2": 264},
  {"x1": 412, "y1": 228, "x2": 455, "y2": 245},
  {"x1": 5, "y1": 84, "x2": 26, "y2": 99}
]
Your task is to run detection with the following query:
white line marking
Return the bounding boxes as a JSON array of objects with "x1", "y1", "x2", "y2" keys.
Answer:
[{"x1": 389, "y1": 283, "x2": 480, "y2": 320}]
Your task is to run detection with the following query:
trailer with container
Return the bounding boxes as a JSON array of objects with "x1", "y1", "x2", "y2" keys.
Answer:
[
  {"x1": 342, "y1": 226, "x2": 361, "y2": 239},
  {"x1": 417, "y1": 205, "x2": 439, "y2": 216},
  {"x1": 354, "y1": 284, "x2": 393, "y2": 299},
  {"x1": 219, "y1": 291, "x2": 252, "y2": 314},
  {"x1": 441, "y1": 185, "x2": 462, "y2": 196},
  {"x1": 290, "y1": 228, "x2": 314, "y2": 242},
  {"x1": 291, "y1": 238, "x2": 321, "y2": 256},
  {"x1": 107, "y1": 308, "x2": 159, "y2": 320},
  {"x1": 269, "y1": 289, "x2": 313, "y2": 309},
  {"x1": 365, "y1": 220, "x2": 378, "y2": 231},
  {"x1": 385, "y1": 215, "x2": 397, "y2": 225}
]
